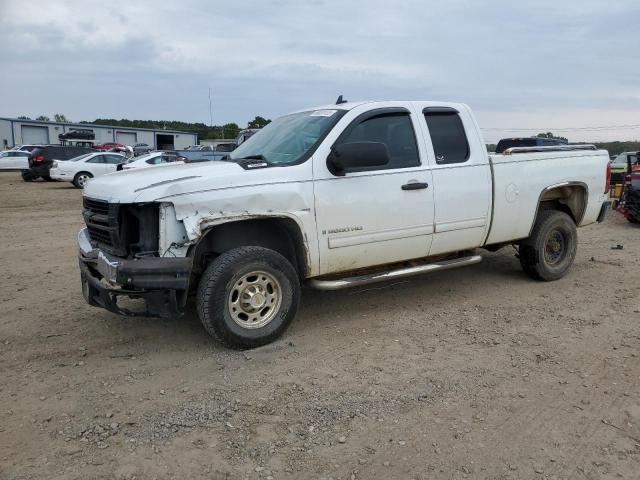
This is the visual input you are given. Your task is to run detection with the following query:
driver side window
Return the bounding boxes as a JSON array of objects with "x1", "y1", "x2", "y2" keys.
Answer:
[{"x1": 337, "y1": 113, "x2": 420, "y2": 171}]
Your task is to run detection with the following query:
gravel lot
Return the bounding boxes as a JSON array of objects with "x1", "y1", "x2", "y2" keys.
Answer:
[{"x1": 0, "y1": 172, "x2": 639, "y2": 480}]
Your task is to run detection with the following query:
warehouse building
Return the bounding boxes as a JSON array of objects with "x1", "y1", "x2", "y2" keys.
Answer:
[{"x1": 0, "y1": 117, "x2": 197, "y2": 150}]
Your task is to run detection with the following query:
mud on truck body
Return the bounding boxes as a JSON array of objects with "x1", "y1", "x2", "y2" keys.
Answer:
[{"x1": 79, "y1": 100, "x2": 612, "y2": 348}]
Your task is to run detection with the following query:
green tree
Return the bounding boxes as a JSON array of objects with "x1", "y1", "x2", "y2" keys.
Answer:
[
  {"x1": 537, "y1": 132, "x2": 568, "y2": 143},
  {"x1": 247, "y1": 116, "x2": 271, "y2": 129},
  {"x1": 592, "y1": 141, "x2": 640, "y2": 156},
  {"x1": 36, "y1": 115, "x2": 50, "y2": 121},
  {"x1": 54, "y1": 113, "x2": 68, "y2": 122},
  {"x1": 222, "y1": 122, "x2": 240, "y2": 139}
]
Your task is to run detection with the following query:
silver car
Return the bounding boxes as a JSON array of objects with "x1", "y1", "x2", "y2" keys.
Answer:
[{"x1": 133, "y1": 143, "x2": 152, "y2": 156}]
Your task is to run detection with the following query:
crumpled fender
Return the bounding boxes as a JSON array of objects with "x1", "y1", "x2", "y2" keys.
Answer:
[{"x1": 166, "y1": 182, "x2": 319, "y2": 276}]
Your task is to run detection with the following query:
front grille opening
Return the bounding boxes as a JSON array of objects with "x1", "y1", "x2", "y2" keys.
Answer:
[
  {"x1": 122, "y1": 204, "x2": 159, "y2": 256},
  {"x1": 83, "y1": 199, "x2": 158, "y2": 258},
  {"x1": 83, "y1": 198, "x2": 109, "y2": 215},
  {"x1": 87, "y1": 226, "x2": 112, "y2": 246}
]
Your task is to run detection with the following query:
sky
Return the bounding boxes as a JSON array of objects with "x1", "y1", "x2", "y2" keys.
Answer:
[{"x1": 0, "y1": 0, "x2": 639, "y2": 142}]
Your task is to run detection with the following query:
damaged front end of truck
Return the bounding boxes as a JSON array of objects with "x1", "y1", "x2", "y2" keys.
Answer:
[{"x1": 78, "y1": 176, "x2": 313, "y2": 318}]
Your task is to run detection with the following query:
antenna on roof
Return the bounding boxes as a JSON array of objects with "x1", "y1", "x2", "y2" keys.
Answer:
[{"x1": 335, "y1": 95, "x2": 347, "y2": 105}]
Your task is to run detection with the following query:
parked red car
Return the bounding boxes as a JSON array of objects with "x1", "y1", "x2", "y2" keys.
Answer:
[{"x1": 94, "y1": 142, "x2": 126, "y2": 151}]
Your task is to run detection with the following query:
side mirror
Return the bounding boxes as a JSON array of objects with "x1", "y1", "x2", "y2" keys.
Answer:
[{"x1": 327, "y1": 142, "x2": 390, "y2": 176}]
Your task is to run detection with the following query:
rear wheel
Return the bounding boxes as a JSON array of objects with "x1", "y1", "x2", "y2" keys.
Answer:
[
  {"x1": 73, "y1": 172, "x2": 93, "y2": 188},
  {"x1": 21, "y1": 170, "x2": 38, "y2": 182},
  {"x1": 197, "y1": 246, "x2": 300, "y2": 348},
  {"x1": 519, "y1": 210, "x2": 577, "y2": 281},
  {"x1": 42, "y1": 174, "x2": 54, "y2": 182}
]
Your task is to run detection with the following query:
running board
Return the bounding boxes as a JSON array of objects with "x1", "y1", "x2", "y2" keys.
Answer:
[{"x1": 307, "y1": 255, "x2": 483, "y2": 291}]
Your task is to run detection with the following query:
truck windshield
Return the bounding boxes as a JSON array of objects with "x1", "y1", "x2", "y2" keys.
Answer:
[{"x1": 229, "y1": 109, "x2": 346, "y2": 165}]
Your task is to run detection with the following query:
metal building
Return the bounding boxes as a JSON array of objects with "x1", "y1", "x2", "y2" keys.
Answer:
[{"x1": 0, "y1": 117, "x2": 198, "y2": 150}]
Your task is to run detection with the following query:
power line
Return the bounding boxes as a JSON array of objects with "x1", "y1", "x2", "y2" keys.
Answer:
[{"x1": 481, "y1": 124, "x2": 640, "y2": 132}]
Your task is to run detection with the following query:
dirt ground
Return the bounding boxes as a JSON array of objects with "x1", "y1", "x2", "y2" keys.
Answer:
[{"x1": 0, "y1": 172, "x2": 638, "y2": 480}]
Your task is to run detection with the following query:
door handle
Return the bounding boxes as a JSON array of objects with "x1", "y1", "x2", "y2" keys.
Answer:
[{"x1": 401, "y1": 182, "x2": 428, "y2": 190}]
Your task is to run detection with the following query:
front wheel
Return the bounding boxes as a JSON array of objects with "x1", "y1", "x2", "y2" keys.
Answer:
[
  {"x1": 519, "y1": 210, "x2": 577, "y2": 281},
  {"x1": 197, "y1": 246, "x2": 300, "y2": 348},
  {"x1": 73, "y1": 172, "x2": 93, "y2": 188}
]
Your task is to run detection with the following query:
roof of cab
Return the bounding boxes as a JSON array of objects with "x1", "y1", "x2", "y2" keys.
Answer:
[
  {"x1": 291, "y1": 100, "x2": 468, "y2": 115},
  {"x1": 290, "y1": 101, "x2": 373, "y2": 114}
]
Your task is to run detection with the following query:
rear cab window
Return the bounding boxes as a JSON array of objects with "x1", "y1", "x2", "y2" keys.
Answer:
[{"x1": 423, "y1": 107, "x2": 470, "y2": 164}]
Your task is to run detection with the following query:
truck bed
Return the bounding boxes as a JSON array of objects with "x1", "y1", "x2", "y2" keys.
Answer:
[{"x1": 485, "y1": 149, "x2": 610, "y2": 245}]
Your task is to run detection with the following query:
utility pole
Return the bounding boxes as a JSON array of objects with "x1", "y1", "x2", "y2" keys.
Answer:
[{"x1": 208, "y1": 87, "x2": 213, "y2": 127}]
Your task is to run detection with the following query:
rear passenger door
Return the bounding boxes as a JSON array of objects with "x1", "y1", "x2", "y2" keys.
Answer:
[
  {"x1": 86, "y1": 154, "x2": 111, "y2": 175},
  {"x1": 413, "y1": 104, "x2": 492, "y2": 255},
  {"x1": 313, "y1": 105, "x2": 435, "y2": 275},
  {"x1": 87, "y1": 154, "x2": 120, "y2": 175}
]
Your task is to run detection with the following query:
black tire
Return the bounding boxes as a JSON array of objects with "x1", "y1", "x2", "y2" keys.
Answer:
[
  {"x1": 42, "y1": 174, "x2": 54, "y2": 182},
  {"x1": 21, "y1": 170, "x2": 38, "y2": 182},
  {"x1": 197, "y1": 246, "x2": 300, "y2": 348},
  {"x1": 519, "y1": 210, "x2": 577, "y2": 281},
  {"x1": 73, "y1": 171, "x2": 93, "y2": 188}
]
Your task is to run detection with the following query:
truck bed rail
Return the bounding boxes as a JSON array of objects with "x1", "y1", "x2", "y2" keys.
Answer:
[{"x1": 502, "y1": 145, "x2": 597, "y2": 155}]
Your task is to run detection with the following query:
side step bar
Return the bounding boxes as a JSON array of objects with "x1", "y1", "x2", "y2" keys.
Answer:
[{"x1": 307, "y1": 255, "x2": 482, "y2": 291}]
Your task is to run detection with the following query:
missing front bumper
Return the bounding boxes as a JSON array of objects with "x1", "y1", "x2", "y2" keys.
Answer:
[
  {"x1": 78, "y1": 228, "x2": 192, "y2": 318},
  {"x1": 80, "y1": 260, "x2": 185, "y2": 317}
]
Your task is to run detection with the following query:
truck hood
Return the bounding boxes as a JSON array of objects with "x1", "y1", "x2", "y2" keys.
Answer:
[
  {"x1": 82, "y1": 159, "x2": 314, "y2": 242},
  {"x1": 83, "y1": 161, "x2": 250, "y2": 203}
]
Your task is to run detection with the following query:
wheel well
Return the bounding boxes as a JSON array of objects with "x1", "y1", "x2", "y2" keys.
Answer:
[
  {"x1": 537, "y1": 184, "x2": 587, "y2": 225},
  {"x1": 190, "y1": 218, "x2": 308, "y2": 281}
]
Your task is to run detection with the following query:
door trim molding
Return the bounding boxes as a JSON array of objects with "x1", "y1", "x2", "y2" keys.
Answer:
[
  {"x1": 435, "y1": 217, "x2": 486, "y2": 233},
  {"x1": 328, "y1": 224, "x2": 434, "y2": 249}
]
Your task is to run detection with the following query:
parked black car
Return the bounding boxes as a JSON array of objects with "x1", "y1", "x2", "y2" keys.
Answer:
[
  {"x1": 58, "y1": 129, "x2": 95, "y2": 141},
  {"x1": 495, "y1": 137, "x2": 568, "y2": 154},
  {"x1": 22, "y1": 145, "x2": 95, "y2": 181}
]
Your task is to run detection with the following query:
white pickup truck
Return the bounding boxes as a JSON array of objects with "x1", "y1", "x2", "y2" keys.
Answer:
[{"x1": 78, "y1": 100, "x2": 612, "y2": 348}]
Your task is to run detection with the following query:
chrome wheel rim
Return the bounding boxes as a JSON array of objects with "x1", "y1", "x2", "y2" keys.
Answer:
[
  {"x1": 544, "y1": 229, "x2": 566, "y2": 265},
  {"x1": 77, "y1": 174, "x2": 89, "y2": 187},
  {"x1": 228, "y1": 270, "x2": 282, "y2": 329}
]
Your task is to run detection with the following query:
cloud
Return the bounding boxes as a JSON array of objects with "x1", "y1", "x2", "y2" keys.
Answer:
[{"x1": 0, "y1": 0, "x2": 638, "y2": 141}]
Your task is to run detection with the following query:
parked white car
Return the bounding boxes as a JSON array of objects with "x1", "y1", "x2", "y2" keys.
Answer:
[
  {"x1": 0, "y1": 150, "x2": 30, "y2": 170},
  {"x1": 79, "y1": 100, "x2": 611, "y2": 348},
  {"x1": 121, "y1": 152, "x2": 184, "y2": 170},
  {"x1": 11, "y1": 144, "x2": 43, "y2": 152},
  {"x1": 50, "y1": 152, "x2": 126, "y2": 188}
]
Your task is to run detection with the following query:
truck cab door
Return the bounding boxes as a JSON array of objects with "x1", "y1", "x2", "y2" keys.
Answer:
[
  {"x1": 413, "y1": 103, "x2": 492, "y2": 255},
  {"x1": 312, "y1": 104, "x2": 435, "y2": 275}
]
